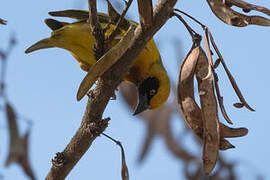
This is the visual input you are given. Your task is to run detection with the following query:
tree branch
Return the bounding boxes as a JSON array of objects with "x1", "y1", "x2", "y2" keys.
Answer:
[
  {"x1": 88, "y1": 0, "x2": 105, "y2": 60},
  {"x1": 45, "y1": 0, "x2": 177, "y2": 179}
]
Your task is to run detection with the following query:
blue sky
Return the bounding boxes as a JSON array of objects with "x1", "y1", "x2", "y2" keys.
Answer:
[{"x1": 1, "y1": 0, "x2": 270, "y2": 179}]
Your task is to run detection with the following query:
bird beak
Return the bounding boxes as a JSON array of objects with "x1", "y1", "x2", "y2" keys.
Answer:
[{"x1": 133, "y1": 93, "x2": 149, "y2": 115}]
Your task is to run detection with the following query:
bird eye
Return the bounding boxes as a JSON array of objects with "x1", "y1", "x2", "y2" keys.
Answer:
[{"x1": 149, "y1": 89, "x2": 156, "y2": 96}]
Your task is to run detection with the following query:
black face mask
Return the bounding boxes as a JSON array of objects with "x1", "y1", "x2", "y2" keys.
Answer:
[{"x1": 133, "y1": 77, "x2": 160, "y2": 115}]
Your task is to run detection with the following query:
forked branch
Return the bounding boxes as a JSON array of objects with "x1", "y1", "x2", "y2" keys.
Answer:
[{"x1": 45, "y1": 0, "x2": 177, "y2": 179}]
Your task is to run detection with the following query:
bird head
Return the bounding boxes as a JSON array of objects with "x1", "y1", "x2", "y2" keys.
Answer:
[{"x1": 133, "y1": 72, "x2": 170, "y2": 115}]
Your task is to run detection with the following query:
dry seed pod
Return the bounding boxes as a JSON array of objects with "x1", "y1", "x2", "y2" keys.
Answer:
[
  {"x1": 195, "y1": 48, "x2": 219, "y2": 174},
  {"x1": 5, "y1": 102, "x2": 19, "y2": 144},
  {"x1": 206, "y1": 0, "x2": 270, "y2": 27},
  {"x1": 177, "y1": 45, "x2": 239, "y2": 151},
  {"x1": 225, "y1": 0, "x2": 270, "y2": 16},
  {"x1": 5, "y1": 102, "x2": 36, "y2": 180},
  {"x1": 219, "y1": 138, "x2": 235, "y2": 150},
  {"x1": 178, "y1": 45, "x2": 202, "y2": 136},
  {"x1": 119, "y1": 142, "x2": 129, "y2": 180},
  {"x1": 220, "y1": 123, "x2": 248, "y2": 138}
]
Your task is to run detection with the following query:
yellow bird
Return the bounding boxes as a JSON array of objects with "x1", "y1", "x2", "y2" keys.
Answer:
[{"x1": 25, "y1": 10, "x2": 170, "y2": 115}]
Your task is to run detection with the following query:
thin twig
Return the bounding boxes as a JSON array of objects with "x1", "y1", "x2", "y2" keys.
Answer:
[
  {"x1": 207, "y1": 29, "x2": 255, "y2": 111},
  {"x1": 102, "y1": 133, "x2": 120, "y2": 144},
  {"x1": 102, "y1": 133, "x2": 129, "y2": 180},
  {"x1": 0, "y1": 35, "x2": 16, "y2": 97},
  {"x1": 174, "y1": 9, "x2": 206, "y2": 29},
  {"x1": 102, "y1": 132, "x2": 129, "y2": 180},
  {"x1": 213, "y1": 71, "x2": 233, "y2": 124},
  {"x1": 173, "y1": 13, "x2": 195, "y2": 37},
  {"x1": 107, "y1": 0, "x2": 133, "y2": 42},
  {"x1": 173, "y1": 13, "x2": 201, "y2": 45},
  {"x1": 0, "y1": 59, "x2": 7, "y2": 97}
]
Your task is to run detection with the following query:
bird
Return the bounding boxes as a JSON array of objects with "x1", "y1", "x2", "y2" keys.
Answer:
[{"x1": 25, "y1": 10, "x2": 170, "y2": 115}]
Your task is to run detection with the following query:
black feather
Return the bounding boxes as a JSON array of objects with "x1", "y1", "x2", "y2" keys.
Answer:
[{"x1": 45, "y1": 18, "x2": 66, "y2": 31}]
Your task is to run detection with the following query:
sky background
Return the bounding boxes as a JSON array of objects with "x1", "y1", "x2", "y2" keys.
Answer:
[{"x1": 1, "y1": 0, "x2": 270, "y2": 179}]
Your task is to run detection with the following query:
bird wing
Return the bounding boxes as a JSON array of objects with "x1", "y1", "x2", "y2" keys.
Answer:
[
  {"x1": 48, "y1": 9, "x2": 135, "y2": 30},
  {"x1": 49, "y1": 9, "x2": 90, "y2": 20},
  {"x1": 49, "y1": 10, "x2": 112, "y2": 23},
  {"x1": 44, "y1": 18, "x2": 69, "y2": 31}
]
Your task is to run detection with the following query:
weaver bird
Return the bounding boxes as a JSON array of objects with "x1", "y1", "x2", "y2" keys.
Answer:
[{"x1": 25, "y1": 10, "x2": 170, "y2": 115}]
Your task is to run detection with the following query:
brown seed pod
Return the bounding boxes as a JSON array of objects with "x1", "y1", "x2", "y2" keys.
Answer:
[
  {"x1": 225, "y1": 0, "x2": 270, "y2": 16},
  {"x1": 195, "y1": 48, "x2": 219, "y2": 174},
  {"x1": 5, "y1": 102, "x2": 36, "y2": 180},
  {"x1": 177, "y1": 44, "x2": 248, "y2": 174},
  {"x1": 178, "y1": 45, "x2": 202, "y2": 136},
  {"x1": 219, "y1": 138, "x2": 235, "y2": 150},
  {"x1": 220, "y1": 123, "x2": 248, "y2": 138},
  {"x1": 177, "y1": 45, "x2": 242, "y2": 146},
  {"x1": 206, "y1": 0, "x2": 270, "y2": 27}
]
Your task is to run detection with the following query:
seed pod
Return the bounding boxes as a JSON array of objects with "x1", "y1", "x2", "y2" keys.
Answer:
[
  {"x1": 206, "y1": 0, "x2": 270, "y2": 27},
  {"x1": 178, "y1": 45, "x2": 202, "y2": 136},
  {"x1": 225, "y1": 0, "x2": 270, "y2": 16},
  {"x1": 219, "y1": 138, "x2": 235, "y2": 150},
  {"x1": 5, "y1": 102, "x2": 36, "y2": 180},
  {"x1": 195, "y1": 48, "x2": 219, "y2": 174},
  {"x1": 177, "y1": 45, "x2": 240, "y2": 147},
  {"x1": 220, "y1": 123, "x2": 248, "y2": 138},
  {"x1": 177, "y1": 44, "x2": 248, "y2": 174}
]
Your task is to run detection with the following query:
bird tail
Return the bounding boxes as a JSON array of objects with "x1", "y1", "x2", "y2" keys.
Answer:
[{"x1": 25, "y1": 38, "x2": 54, "y2": 53}]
